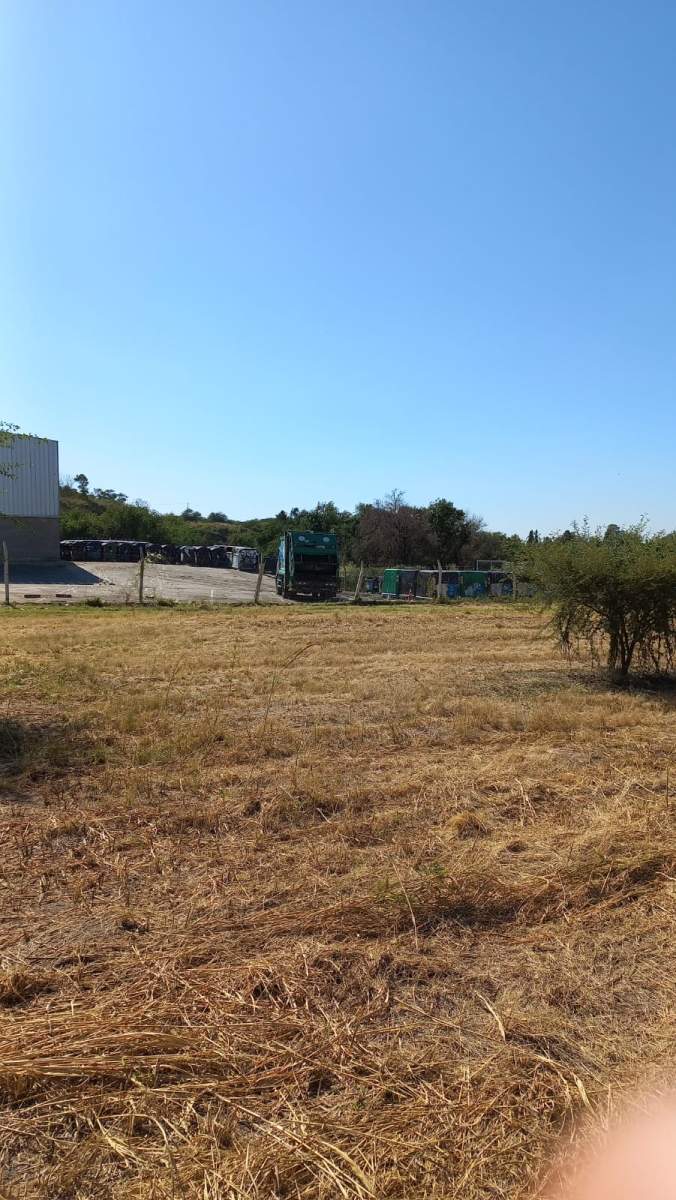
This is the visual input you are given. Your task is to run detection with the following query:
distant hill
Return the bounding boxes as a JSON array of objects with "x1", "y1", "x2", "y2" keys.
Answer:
[{"x1": 59, "y1": 486, "x2": 353, "y2": 558}]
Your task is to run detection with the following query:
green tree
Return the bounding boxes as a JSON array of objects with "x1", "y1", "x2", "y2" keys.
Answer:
[
  {"x1": 94, "y1": 488, "x2": 127, "y2": 503},
  {"x1": 427, "y1": 498, "x2": 470, "y2": 565},
  {"x1": 525, "y1": 524, "x2": 676, "y2": 678},
  {"x1": 0, "y1": 422, "x2": 20, "y2": 478},
  {"x1": 459, "y1": 524, "x2": 517, "y2": 567},
  {"x1": 0, "y1": 423, "x2": 43, "y2": 515},
  {"x1": 0, "y1": 423, "x2": 21, "y2": 525},
  {"x1": 74, "y1": 473, "x2": 90, "y2": 495}
]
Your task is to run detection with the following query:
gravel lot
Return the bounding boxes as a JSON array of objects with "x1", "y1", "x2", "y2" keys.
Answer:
[{"x1": 5, "y1": 561, "x2": 286, "y2": 604}]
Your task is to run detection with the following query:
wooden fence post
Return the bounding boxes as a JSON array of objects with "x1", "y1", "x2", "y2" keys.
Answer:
[
  {"x1": 138, "y1": 546, "x2": 145, "y2": 605},
  {"x1": 2, "y1": 541, "x2": 9, "y2": 606},
  {"x1": 254, "y1": 553, "x2": 264, "y2": 604}
]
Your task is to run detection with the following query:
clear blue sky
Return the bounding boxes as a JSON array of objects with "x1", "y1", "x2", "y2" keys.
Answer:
[{"x1": 2, "y1": 1, "x2": 675, "y2": 533}]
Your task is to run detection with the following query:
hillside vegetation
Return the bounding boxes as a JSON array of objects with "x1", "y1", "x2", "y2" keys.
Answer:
[
  {"x1": 59, "y1": 482, "x2": 526, "y2": 565},
  {"x1": 0, "y1": 603, "x2": 674, "y2": 1198},
  {"x1": 60, "y1": 485, "x2": 247, "y2": 551}
]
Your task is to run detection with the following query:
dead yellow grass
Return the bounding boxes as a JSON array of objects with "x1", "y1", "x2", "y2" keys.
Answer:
[{"x1": 0, "y1": 602, "x2": 674, "y2": 1199}]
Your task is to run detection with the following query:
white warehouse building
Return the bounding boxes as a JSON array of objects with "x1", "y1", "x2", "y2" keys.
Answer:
[{"x1": 0, "y1": 435, "x2": 60, "y2": 562}]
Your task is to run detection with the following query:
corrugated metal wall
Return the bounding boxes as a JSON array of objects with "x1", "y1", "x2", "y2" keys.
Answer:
[{"x1": 0, "y1": 437, "x2": 59, "y2": 517}]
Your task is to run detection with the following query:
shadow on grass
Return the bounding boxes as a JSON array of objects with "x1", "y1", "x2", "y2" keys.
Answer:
[
  {"x1": 0, "y1": 718, "x2": 101, "y2": 795},
  {"x1": 478, "y1": 665, "x2": 676, "y2": 709},
  {"x1": 470, "y1": 668, "x2": 575, "y2": 700},
  {"x1": 567, "y1": 668, "x2": 676, "y2": 707},
  {"x1": 614, "y1": 674, "x2": 676, "y2": 707}
]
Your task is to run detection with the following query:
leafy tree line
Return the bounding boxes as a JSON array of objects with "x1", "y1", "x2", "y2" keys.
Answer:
[{"x1": 60, "y1": 477, "x2": 530, "y2": 566}]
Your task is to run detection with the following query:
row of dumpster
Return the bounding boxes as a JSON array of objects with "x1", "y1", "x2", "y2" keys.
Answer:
[
  {"x1": 60, "y1": 540, "x2": 260, "y2": 571},
  {"x1": 380, "y1": 568, "x2": 533, "y2": 599}
]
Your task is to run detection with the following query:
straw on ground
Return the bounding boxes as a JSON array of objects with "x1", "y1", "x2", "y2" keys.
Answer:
[{"x1": 0, "y1": 602, "x2": 674, "y2": 1199}]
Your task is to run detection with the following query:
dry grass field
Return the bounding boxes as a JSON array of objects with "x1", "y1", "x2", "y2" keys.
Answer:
[{"x1": 0, "y1": 602, "x2": 674, "y2": 1199}]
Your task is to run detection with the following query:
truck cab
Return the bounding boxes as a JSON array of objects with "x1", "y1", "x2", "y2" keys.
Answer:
[{"x1": 276, "y1": 531, "x2": 339, "y2": 600}]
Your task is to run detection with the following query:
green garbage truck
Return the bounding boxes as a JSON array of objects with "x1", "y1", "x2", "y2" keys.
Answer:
[{"x1": 276, "y1": 531, "x2": 339, "y2": 600}]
